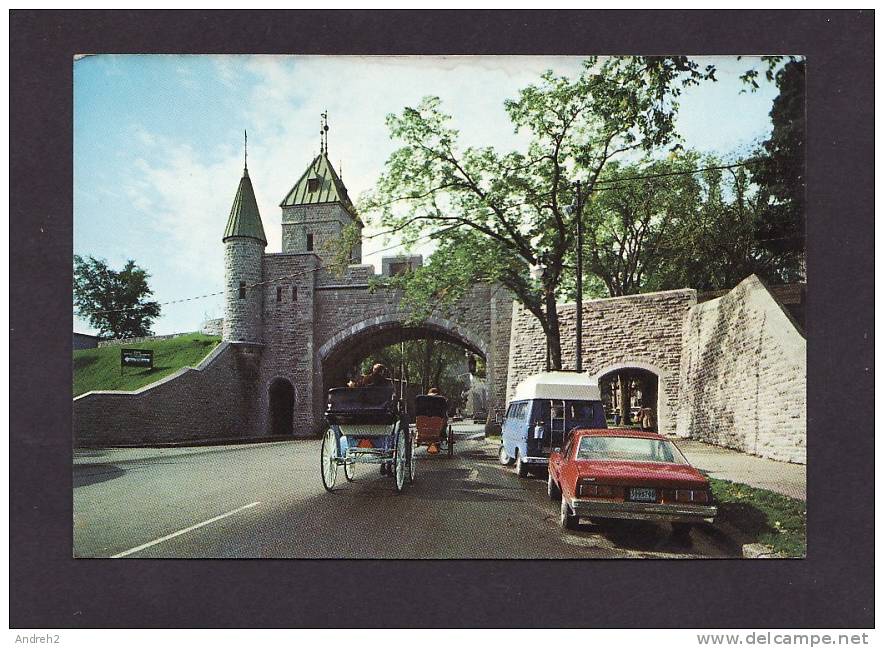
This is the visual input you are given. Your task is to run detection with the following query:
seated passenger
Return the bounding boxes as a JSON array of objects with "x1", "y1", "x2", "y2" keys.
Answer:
[{"x1": 360, "y1": 363, "x2": 393, "y2": 387}]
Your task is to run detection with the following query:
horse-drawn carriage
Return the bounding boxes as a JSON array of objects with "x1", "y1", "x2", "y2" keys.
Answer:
[
  {"x1": 321, "y1": 384, "x2": 415, "y2": 492},
  {"x1": 413, "y1": 394, "x2": 455, "y2": 458}
]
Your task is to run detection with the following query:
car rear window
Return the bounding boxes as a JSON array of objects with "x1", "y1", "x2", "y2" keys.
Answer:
[{"x1": 576, "y1": 436, "x2": 689, "y2": 465}]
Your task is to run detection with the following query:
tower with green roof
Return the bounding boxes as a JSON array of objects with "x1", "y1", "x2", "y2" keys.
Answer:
[
  {"x1": 222, "y1": 133, "x2": 267, "y2": 344},
  {"x1": 279, "y1": 114, "x2": 362, "y2": 265}
]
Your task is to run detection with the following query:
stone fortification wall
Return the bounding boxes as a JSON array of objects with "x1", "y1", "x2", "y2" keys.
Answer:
[
  {"x1": 73, "y1": 342, "x2": 262, "y2": 447},
  {"x1": 506, "y1": 289, "x2": 696, "y2": 435},
  {"x1": 676, "y1": 275, "x2": 806, "y2": 463}
]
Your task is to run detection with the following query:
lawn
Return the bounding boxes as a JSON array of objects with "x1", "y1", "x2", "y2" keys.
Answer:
[
  {"x1": 73, "y1": 334, "x2": 221, "y2": 397},
  {"x1": 709, "y1": 477, "x2": 807, "y2": 558}
]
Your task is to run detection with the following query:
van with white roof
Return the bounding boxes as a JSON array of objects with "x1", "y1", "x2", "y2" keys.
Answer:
[{"x1": 498, "y1": 371, "x2": 607, "y2": 477}]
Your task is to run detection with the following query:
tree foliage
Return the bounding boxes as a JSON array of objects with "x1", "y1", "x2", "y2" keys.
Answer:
[
  {"x1": 73, "y1": 255, "x2": 161, "y2": 339},
  {"x1": 559, "y1": 154, "x2": 800, "y2": 299},
  {"x1": 362, "y1": 57, "x2": 715, "y2": 369},
  {"x1": 750, "y1": 59, "x2": 805, "y2": 273},
  {"x1": 358, "y1": 339, "x2": 473, "y2": 407}
]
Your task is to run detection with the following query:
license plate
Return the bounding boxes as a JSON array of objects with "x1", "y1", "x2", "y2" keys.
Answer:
[{"x1": 629, "y1": 487, "x2": 657, "y2": 502}]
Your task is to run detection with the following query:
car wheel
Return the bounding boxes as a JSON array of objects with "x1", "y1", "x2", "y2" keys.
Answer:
[
  {"x1": 560, "y1": 497, "x2": 579, "y2": 530},
  {"x1": 498, "y1": 444, "x2": 514, "y2": 466},
  {"x1": 515, "y1": 452, "x2": 529, "y2": 478},
  {"x1": 547, "y1": 472, "x2": 561, "y2": 500}
]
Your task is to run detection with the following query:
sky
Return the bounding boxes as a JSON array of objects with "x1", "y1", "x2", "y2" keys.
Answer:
[{"x1": 73, "y1": 55, "x2": 779, "y2": 336}]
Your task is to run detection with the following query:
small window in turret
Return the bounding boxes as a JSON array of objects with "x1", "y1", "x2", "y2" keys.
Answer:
[
  {"x1": 238, "y1": 282, "x2": 246, "y2": 299},
  {"x1": 307, "y1": 177, "x2": 320, "y2": 192},
  {"x1": 276, "y1": 286, "x2": 283, "y2": 302},
  {"x1": 292, "y1": 286, "x2": 298, "y2": 301},
  {"x1": 306, "y1": 233, "x2": 314, "y2": 251}
]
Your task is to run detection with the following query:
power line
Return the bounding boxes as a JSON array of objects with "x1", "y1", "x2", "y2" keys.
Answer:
[
  {"x1": 78, "y1": 226, "x2": 456, "y2": 316},
  {"x1": 590, "y1": 159, "x2": 760, "y2": 189}
]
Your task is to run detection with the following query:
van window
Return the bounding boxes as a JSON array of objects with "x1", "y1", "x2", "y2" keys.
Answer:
[{"x1": 508, "y1": 401, "x2": 529, "y2": 422}]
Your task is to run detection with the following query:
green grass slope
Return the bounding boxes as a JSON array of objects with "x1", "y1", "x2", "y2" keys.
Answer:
[{"x1": 73, "y1": 333, "x2": 221, "y2": 398}]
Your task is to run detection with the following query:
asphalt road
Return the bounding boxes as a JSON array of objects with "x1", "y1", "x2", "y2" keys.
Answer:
[{"x1": 73, "y1": 423, "x2": 741, "y2": 559}]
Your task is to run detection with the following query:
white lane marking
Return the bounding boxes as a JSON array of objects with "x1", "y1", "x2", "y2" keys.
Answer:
[{"x1": 110, "y1": 501, "x2": 261, "y2": 558}]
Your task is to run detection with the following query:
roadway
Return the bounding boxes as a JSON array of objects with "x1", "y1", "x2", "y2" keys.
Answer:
[{"x1": 73, "y1": 423, "x2": 741, "y2": 559}]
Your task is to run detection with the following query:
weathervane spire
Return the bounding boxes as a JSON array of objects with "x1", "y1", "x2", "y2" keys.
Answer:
[
  {"x1": 243, "y1": 129, "x2": 248, "y2": 174},
  {"x1": 320, "y1": 111, "x2": 329, "y2": 155}
]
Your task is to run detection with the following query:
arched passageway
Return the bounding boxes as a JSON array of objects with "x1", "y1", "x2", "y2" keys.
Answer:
[
  {"x1": 597, "y1": 367, "x2": 660, "y2": 430},
  {"x1": 318, "y1": 317, "x2": 488, "y2": 420},
  {"x1": 268, "y1": 377, "x2": 295, "y2": 436}
]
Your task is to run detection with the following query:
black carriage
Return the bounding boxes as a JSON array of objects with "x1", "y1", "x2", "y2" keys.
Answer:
[{"x1": 321, "y1": 385, "x2": 415, "y2": 492}]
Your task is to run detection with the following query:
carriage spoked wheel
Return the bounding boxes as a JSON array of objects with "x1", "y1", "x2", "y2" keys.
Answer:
[
  {"x1": 343, "y1": 459, "x2": 356, "y2": 482},
  {"x1": 393, "y1": 428, "x2": 408, "y2": 493},
  {"x1": 447, "y1": 425, "x2": 454, "y2": 459},
  {"x1": 320, "y1": 428, "x2": 339, "y2": 492},
  {"x1": 407, "y1": 431, "x2": 417, "y2": 484}
]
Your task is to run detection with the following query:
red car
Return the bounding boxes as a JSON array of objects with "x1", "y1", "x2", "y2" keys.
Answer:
[{"x1": 547, "y1": 429, "x2": 717, "y2": 536}]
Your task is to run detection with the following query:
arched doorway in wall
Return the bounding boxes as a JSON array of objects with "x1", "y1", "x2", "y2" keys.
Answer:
[
  {"x1": 596, "y1": 363, "x2": 662, "y2": 431},
  {"x1": 268, "y1": 377, "x2": 295, "y2": 436}
]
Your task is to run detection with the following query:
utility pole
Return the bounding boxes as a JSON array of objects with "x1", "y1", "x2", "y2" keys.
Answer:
[{"x1": 575, "y1": 181, "x2": 584, "y2": 373}]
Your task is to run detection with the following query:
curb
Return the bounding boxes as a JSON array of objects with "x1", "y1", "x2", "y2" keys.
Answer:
[
  {"x1": 742, "y1": 542, "x2": 786, "y2": 559},
  {"x1": 75, "y1": 434, "x2": 307, "y2": 450}
]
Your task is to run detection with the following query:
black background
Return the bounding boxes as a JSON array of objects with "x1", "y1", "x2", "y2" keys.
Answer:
[{"x1": 10, "y1": 10, "x2": 874, "y2": 628}]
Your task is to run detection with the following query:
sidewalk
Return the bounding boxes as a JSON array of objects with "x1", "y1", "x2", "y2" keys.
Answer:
[{"x1": 675, "y1": 438, "x2": 806, "y2": 501}]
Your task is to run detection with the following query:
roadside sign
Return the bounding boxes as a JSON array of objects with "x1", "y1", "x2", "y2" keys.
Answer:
[{"x1": 121, "y1": 348, "x2": 154, "y2": 370}]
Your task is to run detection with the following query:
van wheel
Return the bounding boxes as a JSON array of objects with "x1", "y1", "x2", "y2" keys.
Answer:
[
  {"x1": 560, "y1": 498, "x2": 579, "y2": 530},
  {"x1": 498, "y1": 445, "x2": 515, "y2": 466},
  {"x1": 515, "y1": 452, "x2": 529, "y2": 478}
]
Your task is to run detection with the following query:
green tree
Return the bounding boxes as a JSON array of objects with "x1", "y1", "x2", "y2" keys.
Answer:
[
  {"x1": 578, "y1": 155, "x2": 704, "y2": 297},
  {"x1": 750, "y1": 59, "x2": 805, "y2": 276},
  {"x1": 650, "y1": 162, "x2": 770, "y2": 291},
  {"x1": 73, "y1": 255, "x2": 161, "y2": 339},
  {"x1": 358, "y1": 340, "x2": 473, "y2": 408},
  {"x1": 363, "y1": 57, "x2": 714, "y2": 369}
]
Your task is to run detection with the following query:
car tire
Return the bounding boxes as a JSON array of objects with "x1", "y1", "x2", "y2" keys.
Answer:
[
  {"x1": 498, "y1": 444, "x2": 514, "y2": 466},
  {"x1": 560, "y1": 497, "x2": 579, "y2": 530},
  {"x1": 515, "y1": 452, "x2": 529, "y2": 478},
  {"x1": 547, "y1": 472, "x2": 561, "y2": 500}
]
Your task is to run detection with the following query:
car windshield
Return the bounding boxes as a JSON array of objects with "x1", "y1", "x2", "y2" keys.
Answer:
[{"x1": 576, "y1": 436, "x2": 689, "y2": 465}]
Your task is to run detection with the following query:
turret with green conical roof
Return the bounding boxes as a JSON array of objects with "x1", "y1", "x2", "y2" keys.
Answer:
[{"x1": 222, "y1": 132, "x2": 266, "y2": 344}]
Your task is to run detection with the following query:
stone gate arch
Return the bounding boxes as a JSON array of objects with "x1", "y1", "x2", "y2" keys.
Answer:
[{"x1": 315, "y1": 312, "x2": 491, "y2": 425}]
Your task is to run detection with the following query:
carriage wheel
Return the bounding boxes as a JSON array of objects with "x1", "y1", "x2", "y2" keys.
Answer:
[
  {"x1": 320, "y1": 428, "x2": 338, "y2": 492},
  {"x1": 393, "y1": 428, "x2": 408, "y2": 493},
  {"x1": 408, "y1": 431, "x2": 416, "y2": 484},
  {"x1": 447, "y1": 425, "x2": 454, "y2": 458}
]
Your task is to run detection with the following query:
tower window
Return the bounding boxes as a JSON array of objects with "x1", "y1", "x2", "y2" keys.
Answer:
[
  {"x1": 291, "y1": 286, "x2": 298, "y2": 301},
  {"x1": 306, "y1": 233, "x2": 314, "y2": 251},
  {"x1": 307, "y1": 177, "x2": 321, "y2": 192},
  {"x1": 238, "y1": 282, "x2": 246, "y2": 299},
  {"x1": 276, "y1": 286, "x2": 283, "y2": 302},
  {"x1": 390, "y1": 262, "x2": 410, "y2": 276}
]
